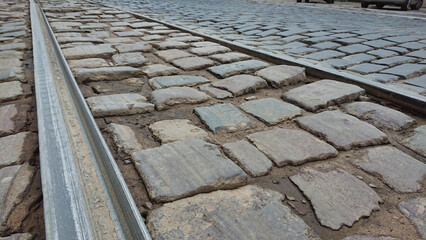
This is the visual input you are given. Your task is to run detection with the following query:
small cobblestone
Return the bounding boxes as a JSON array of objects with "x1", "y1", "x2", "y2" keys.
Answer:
[
  {"x1": 142, "y1": 64, "x2": 180, "y2": 78},
  {"x1": 255, "y1": 65, "x2": 306, "y2": 88},
  {"x1": 211, "y1": 74, "x2": 267, "y2": 96},
  {"x1": 171, "y1": 56, "x2": 215, "y2": 70},
  {"x1": 112, "y1": 52, "x2": 148, "y2": 66},
  {"x1": 149, "y1": 119, "x2": 210, "y2": 143},
  {"x1": 86, "y1": 93, "x2": 154, "y2": 117},
  {"x1": 155, "y1": 49, "x2": 192, "y2": 62},
  {"x1": 107, "y1": 123, "x2": 143, "y2": 155},
  {"x1": 150, "y1": 86, "x2": 211, "y2": 110},
  {"x1": 207, "y1": 60, "x2": 269, "y2": 78},
  {"x1": 149, "y1": 75, "x2": 210, "y2": 89}
]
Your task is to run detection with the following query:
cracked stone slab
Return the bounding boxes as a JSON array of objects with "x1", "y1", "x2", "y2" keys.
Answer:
[
  {"x1": 398, "y1": 198, "x2": 426, "y2": 239},
  {"x1": 209, "y1": 52, "x2": 251, "y2": 63},
  {"x1": 247, "y1": 128, "x2": 337, "y2": 167},
  {"x1": 0, "y1": 81, "x2": 23, "y2": 103},
  {"x1": 255, "y1": 65, "x2": 306, "y2": 88},
  {"x1": 0, "y1": 132, "x2": 36, "y2": 168},
  {"x1": 199, "y1": 84, "x2": 232, "y2": 99},
  {"x1": 155, "y1": 49, "x2": 192, "y2": 62},
  {"x1": 115, "y1": 42, "x2": 152, "y2": 53},
  {"x1": 62, "y1": 44, "x2": 116, "y2": 60},
  {"x1": 194, "y1": 103, "x2": 254, "y2": 133},
  {"x1": 112, "y1": 52, "x2": 148, "y2": 66},
  {"x1": 86, "y1": 93, "x2": 154, "y2": 117},
  {"x1": 353, "y1": 146, "x2": 426, "y2": 193},
  {"x1": 74, "y1": 66, "x2": 142, "y2": 82},
  {"x1": 222, "y1": 140, "x2": 273, "y2": 177},
  {"x1": 282, "y1": 80, "x2": 365, "y2": 112},
  {"x1": 150, "y1": 86, "x2": 211, "y2": 110},
  {"x1": 107, "y1": 123, "x2": 142, "y2": 155},
  {"x1": 142, "y1": 64, "x2": 180, "y2": 78},
  {"x1": 149, "y1": 119, "x2": 210, "y2": 144},
  {"x1": 296, "y1": 111, "x2": 388, "y2": 150},
  {"x1": 171, "y1": 56, "x2": 215, "y2": 71},
  {"x1": 290, "y1": 167, "x2": 382, "y2": 230},
  {"x1": 189, "y1": 45, "x2": 231, "y2": 56},
  {"x1": 402, "y1": 125, "x2": 426, "y2": 157},
  {"x1": 207, "y1": 60, "x2": 270, "y2": 78},
  {"x1": 68, "y1": 58, "x2": 109, "y2": 69},
  {"x1": 147, "y1": 185, "x2": 319, "y2": 240},
  {"x1": 132, "y1": 139, "x2": 247, "y2": 202},
  {"x1": 149, "y1": 75, "x2": 210, "y2": 89},
  {"x1": 211, "y1": 74, "x2": 267, "y2": 96},
  {"x1": 240, "y1": 98, "x2": 302, "y2": 125}
]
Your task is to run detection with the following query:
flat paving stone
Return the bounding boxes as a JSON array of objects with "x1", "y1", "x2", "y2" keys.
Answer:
[
  {"x1": 167, "y1": 36, "x2": 204, "y2": 43},
  {"x1": 362, "y1": 40, "x2": 395, "y2": 48},
  {"x1": 68, "y1": 58, "x2": 109, "y2": 69},
  {"x1": 142, "y1": 64, "x2": 180, "y2": 78},
  {"x1": 398, "y1": 198, "x2": 426, "y2": 239},
  {"x1": 282, "y1": 80, "x2": 365, "y2": 112},
  {"x1": 189, "y1": 45, "x2": 231, "y2": 56},
  {"x1": 0, "y1": 50, "x2": 23, "y2": 59},
  {"x1": 406, "y1": 49, "x2": 426, "y2": 58},
  {"x1": 150, "y1": 86, "x2": 211, "y2": 110},
  {"x1": 342, "y1": 53, "x2": 376, "y2": 64},
  {"x1": 207, "y1": 60, "x2": 270, "y2": 78},
  {"x1": 115, "y1": 31, "x2": 143, "y2": 37},
  {"x1": 304, "y1": 50, "x2": 345, "y2": 61},
  {"x1": 171, "y1": 56, "x2": 215, "y2": 71},
  {"x1": 0, "y1": 233, "x2": 32, "y2": 240},
  {"x1": 57, "y1": 37, "x2": 104, "y2": 44},
  {"x1": 211, "y1": 74, "x2": 267, "y2": 96},
  {"x1": 296, "y1": 110, "x2": 388, "y2": 150},
  {"x1": 74, "y1": 66, "x2": 142, "y2": 82},
  {"x1": 402, "y1": 125, "x2": 426, "y2": 157},
  {"x1": 399, "y1": 42, "x2": 426, "y2": 50},
  {"x1": 194, "y1": 103, "x2": 254, "y2": 133},
  {"x1": 132, "y1": 139, "x2": 247, "y2": 202},
  {"x1": 348, "y1": 63, "x2": 387, "y2": 74},
  {"x1": 141, "y1": 34, "x2": 166, "y2": 41},
  {"x1": 405, "y1": 75, "x2": 426, "y2": 89},
  {"x1": 149, "y1": 119, "x2": 210, "y2": 144},
  {"x1": 240, "y1": 98, "x2": 302, "y2": 125},
  {"x1": 353, "y1": 146, "x2": 426, "y2": 193},
  {"x1": 366, "y1": 73, "x2": 400, "y2": 83},
  {"x1": 0, "y1": 132, "x2": 34, "y2": 168},
  {"x1": 149, "y1": 75, "x2": 210, "y2": 89},
  {"x1": 290, "y1": 166, "x2": 382, "y2": 230},
  {"x1": 115, "y1": 42, "x2": 152, "y2": 53},
  {"x1": 152, "y1": 41, "x2": 190, "y2": 50},
  {"x1": 372, "y1": 56, "x2": 415, "y2": 67},
  {"x1": 0, "y1": 58, "x2": 21, "y2": 70},
  {"x1": 0, "y1": 81, "x2": 23, "y2": 103},
  {"x1": 340, "y1": 235, "x2": 399, "y2": 240},
  {"x1": 86, "y1": 93, "x2": 154, "y2": 117},
  {"x1": 155, "y1": 49, "x2": 192, "y2": 62},
  {"x1": 323, "y1": 59, "x2": 354, "y2": 69},
  {"x1": 0, "y1": 104, "x2": 17, "y2": 137},
  {"x1": 104, "y1": 38, "x2": 134, "y2": 44},
  {"x1": 381, "y1": 64, "x2": 426, "y2": 79},
  {"x1": 0, "y1": 43, "x2": 26, "y2": 51},
  {"x1": 0, "y1": 68, "x2": 23, "y2": 83},
  {"x1": 147, "y1": 185, "x2": 319, "y2": 240},
  {"x1": 62, "y1": 44, "x2": 116, "y2": 60},
  {"x1": 247, "y1": 128, "x2": 337, "y2": 167},
  {"x1": 199, "y1": 84, "x2": 233, "y2": 99},
  {"x1": 255, "y1": 65, "x2": 306, "y2": 88},
  {"x1": 107, "y1": 123, "x2": 142, "y2": 155},
  {"x1": 338, "y1": 44, "x2": 373, "y2": 54},
  {"x1": 209, "y1": 52, "x2": 251, "y2": 63},
  {"x1": 344, "y1": 102, "x2": 415, "y2": 131},
  {"x1": 112, "y1": 52, "x2": 148, "y2": 66},
  {"x1": 367, "y1": 49, "x2": 398, "y2": 58}
]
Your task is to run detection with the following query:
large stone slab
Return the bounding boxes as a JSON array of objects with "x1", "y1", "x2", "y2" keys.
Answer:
[
  {"x1": 282, "y1": 80, "x2": 365, "y2": 111},
  {"x1": 189, "y1": 45, "x2": 231, "y2": 56},
  {"x1": 353, "y1": 146, "x2": 425, "y2": 193},
  {"x1": 199, "y1": 84, "x2": 232, "y2": 99},
  {"x1": 296, "y1": 111, "x2": 388, "y2": 150},
  {"x1": 344, "y1": 102, "x2": 415, "y2": 131},
  {"x1": 86, "y1": 93, "x2": 154, "y2": 117},
  {"x1": 68, "y1": 58, "x2": 109, "y2": 69},
  {"x1": 398, "y1": 198, "x2": 426, "y2": 239},
  {"x1": 107, "y1": 123, "x2": 142, "y2": 155},
  {"x1": 211, "y1": 74, "x2": 267, "y2": 96},
  {"x1": 209, "y1": 52, "x2": 251, "y2": 63},
  {"x1": 112, "y1": 52, "x2": 148, "y2": 66},
  {"x1": 155, "y1": 49, "x2": 192, "y2": 62},
  {"x1": 0, "y1": 81, "x2": 23, "y2": 103},
  {"x1": 0, "y1": 132, "x2": 36, "y2": 168},
  {"x1": 115, "y1": 42, "x2": 152, "y2": 53},
  {"x1": 381, "y1": 64, "x2": 426, "y2": 79},
  {"x1": 152, "y1": 41, "x2": 189, "y2": 50},
  {"x1": 142, "y1": 64, "x2": 180, "y2": 78},
  {"x1": 240, "y1": 98, "x2": 302, "y2": 125},
  {"x1": 132, "y1": 139, "x2": 247, "y2": 202},
  {"x1": 171, "y1": 56, "x2": 215, "y2": 71},
  {"x1": 290, "y1": 167, "x2": 382, "y2": 230},
  {"x1": 194, "y1": 103, "x2": 254, "y2": 133},
  {"x1": 149, "y1": 119, "x2": 210, "y2": 144},
  {"x1": 402, "y1": 125, "x2": 426, "y2": 157},
  {"x1": 62, "y1": 44, "x2": 116, "y2": 60},
  {"x1": 207, "y1": 60, "x2": 270, "y2": 78},
  {"x1": 0, "y1": 68, "x2": 24, "y2": 83},
  {"x1": 149, "y1": 75, "x2": 210, "y2": 89},
  {"x1": 247, "y1": 128, "x2": 337, "y2": 167},
  {"x1": 147, "y1": 185, "x2": 319, "y2": 240},
  {"x1": 255, "y1": 65, "x2": 306, "y2": 88},
  {"x1": 74, "y1": 66, "x2": 142, "y2": 82},
  {"x1": 57, "y1": 37, "x2": 104, "y2": 44},
  {"x1": 223, "y1": 140, "x2": 272, "y2": 177},
  {"x1": 150, "y1": 86, "x2": 210, "y2": 110}
]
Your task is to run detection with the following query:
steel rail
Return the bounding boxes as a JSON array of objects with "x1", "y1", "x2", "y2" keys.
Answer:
[{"x1": 30, "y1": 0, "x2": 151, "y2": 239}]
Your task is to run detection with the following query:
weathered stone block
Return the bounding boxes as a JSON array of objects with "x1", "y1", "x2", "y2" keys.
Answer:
[
  {"x1": 255, "y1": 65, "x2": 306, "y2": 88},
  {"x1": 62, "y1": 44, "x2": 116, "y2": 60},
  {"x1": 149, "y1": 119, "x2": 210, "y2": 143},
  {"x1": 207, "y1": 60, "x2": 270, "y2": 78},
  {"x1": 86, "y1": 93, "x2": 154, "y2": 117},
  {"x1": 149, "y1": 75, "x2": 210, "y2": 89},
  {"x1": 74, "y1": 66, "x2": 142, "y2": 82},
  {"x1": 211, "y1": 74, "x2": 267, "y2": 96},
  {"x1": 150, "y1": 87, "x2": 211, "y2": 110}
]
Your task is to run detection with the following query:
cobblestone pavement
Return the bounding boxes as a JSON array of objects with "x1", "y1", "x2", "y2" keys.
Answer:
[{"x1": 94, "y1": 0, "x2": 426, "y2": 96}]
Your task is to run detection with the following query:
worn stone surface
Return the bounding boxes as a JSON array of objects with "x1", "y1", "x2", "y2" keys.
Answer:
[
  {"x1": 290, "y1": 167, "x2": 382, "y2": 230},
  {"x1": 57, "y1": 37, "x2": 104, "y2": 44},
  {"x1": 402, "y1": 125, "x2": 426, "y2": 157},
  {"x1": 207, "y1": 60, "x2": 270, "y2": 78},
  {"x1": 112, "y1": 52, "x2": 148, "y2": 66},
  {"x1": 142, "y1": 64, "x2": 180, "y2": 78},
  {"x1": 150, "y1": 86, "x2": 211, "y2": 110},
  {"x1": 115, "y1": 42, "x2": 152, "y2": 53},
  {"x1": 211, "y1": 74, "x2": 267, "y2": 96},
  {"x1": 304, "y1": 50, "x2": 345, "y2": 60},
  {"x1": 132, "y1": 139, "x2": 247, "y2": 202},
  {"x1": 74, "y1": 66, "x2": 142, "y2": 82},
  {"x1": 209, "y1": 52, "x2": 251, "y2": 63},
  {"x1": 149, "y1": 75, "x2": 210, "y2": 89},
  {"x1": 296, "y1": 111, "x2": 388, "y2": 150},
  {"x1": 0, "y1": 104, "x2": 17, "y2": 137},
  {"x1": 155, "y1": 49, "x2": 192, "y2": 62},
  {"x1": 398, "y1": 198, "x2": 426, "y2": 239},
  {"x1": 104, "y1": 38, "x2": 134, "y2": 44},
  {"x1": 0, "y1": 132, "x2": 35, "y2": 168},
  {"x1": 86, "y1": 93, "x2": 154, "y2": 117},
  {"x1": 222, "y1": 140, "x2": 273, "y2": 177},
  {"x1": 0, "y1": 58, "x2": 21, "y2": 70},
  {"x1": 0, "y1": 233, "x2": 32, "y2": 240},
  {"x1": 171, "y1": 56, "x2": 215, "y2": 71},
  {"x1": 381, "y1": 64, "x2": 426, "y2": 79},
  {"x1": 372, "y1": 56, "x2": 415, "y2": 67},
  {"x1": 282, "y1": 80, "x2": 365, "y2": 112},
  {"x1": 194, "y1": 103, "x2": 254, "y2": 133},
  {"x1": 153, "y1": 41, "x2": 190, "y2": 50},
  {"x1": 353, "y1": 146, "x2": 425, "y2": 193},
  {"x1": 107, "y1": 123, "x2": 142, "y2": 155},
  {"x1": 405, "y1": 75, "x2": 426, "y2": 89},
  {"x1": 340, "y1": 235, "x2": 399, "y2": 240},
  {"x1": 247, "y1": 128, "x2": 337, "y2": 167},
  {"x1": 348, "y1": 63, "x2": 387, "y2": 74},
  {"x1": 0, "y1": 43, "x2": 26, "y2": 51},
  {"x1": 0, "y1": 81, "x2": 23, "y2": 103},
  {"x1": 190, "y1": 45, "x2": 231, "y2": 56},
  {"x1": 0, "y1": 68, "x2": 23, "y2": 83},
  {"x1": 199, "y1": 84, "x2": 232, "y2": 99},
  {"x1": 240, "y1": 98, "x2": 302, "y2": 125},
  {"x1": 255, "y1": 65, "x2": 306, "y2": 88},
  {"x1": 147, "y1": 185, "x2": 319, "y2": 240},
  {"x1": 68, "y1": 58, "x2": 109, "y2": 69},
  {"x1": 62, "y1": 44, "x2": 116, "y2": 60},
  {"x1": 344, "y1": 102, "x2": 415, "y2": 131},
  {"x1": 366, "y1": 73, "x2": 399, "y2": 83},
  {"x1": 149, "y1": 119, "x2": 210, "y2": 144}
]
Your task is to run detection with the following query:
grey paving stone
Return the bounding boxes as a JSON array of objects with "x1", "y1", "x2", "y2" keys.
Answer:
[
  {"x1": 142, "y1": 64, "x2": 180, "y2": 78},
  {"x1": 353, "y1": 146, "x2": 425, "y2": 193},
  {"x1": 323, "y1": 59, "x2": 354, "y2": 69},
  {"x1": 112, "y1": 52, "x2": 148, "y2": 66},
  {"x1": 130, "y1": 22, "x2": 161, "y2": 29},
  {"x1": 115, "y1": 31, "x2": 143, "y2": 37},
  {"x1": 255, "y1": 65, "x2": 306, "y2": 88},
  {"x1": 57, "y1": 37, "x2": 104, "y2": 44},
  {"x1": 366, "y1": 73, "x2": 400, "y2": 83},
  {"x1": 348, "y1": 63, "x2": 387, "y2": 74},
  {"x1": 0, "y1": 104, "x2": 20, "y2": 137},
  {"x1": 406, "y1": 49, "x2": 426, "y2": 59},
  {"x1": 194, "y1": 103, "x2": 254, "y2": 133},
  {"x1": 0, "y1": 58, "x2": 21, "y2": 70},
  {"x1": 155, "y1": 49, "x2": 192, "y2": 62},
  {"x1": 152, "y1": 41, "x2": 190, "y2": 50},
  {"x1": 367, "y1": 49, "x2": 398, "y2": 58},
  {"x1": 342, "y1": 53, "x2": 376, "y2": 64},
  {"x1": 141, "y1": 34, "x2": 166, "y2": 41},
  {"x1": 0, "y1": 43, "x2": 26, "y2": 51},
  {"x1": 87, "y1": 31, "x2": 110, "y2": 38},
  {"x1": 247, "y1": 128, "x2": 337, "y2": 167},
  {"x1": 304, "y1": 50, "x2": 346, "y2": 61},
  {"x1": 398, "y1": 198, "x2": 426, "y2": 239},
  {"x1": 132, "y1": 139, "x2": 247, "y2": 202},
  {"x1": 207, "y1": 60, "x2": 270, "y2": 78},
  {"x1": 115, "y1": 42, "x2": 152, "y2": 53},
  {"x1": 405, "y1": 75, "x2": 426, "y2": 89},
  {"x1": 385, "y1": 36, "x2": 420, "y2": 43},
  {"x1": 68, "y1": 58, "x2": 109, "y2": 69},
  {"x1": 212, "y1": 74, "x2": 267, "y2": 96},
  {"x1": 311, "y1": 41, "x2": 341, "y2": 50},
  {"x1": 62, "y1": 44, "x2": 116, "y2": 60},
  {"x1": 381, "y1": 64, "x2": 426, "y2": 79},
  {"x1": 104, "y1": 38, "x2": 134, "y2": 44},
  {"x1": 150, "y1": 86, "x2": 211, "y2": 110},
  {"x1": 335, "y1": 38, "x2": 364, "y2": 45},
  {"x1": 149, "y1": 119, "x2": 210, "y2": 144},
  {"x1": 372, "y1": 56, "x2": 415, "y2": 67},
  {"x1": 190, "y1": 46, "x2": 231, "y2": 56},
  {"x1": 290, "y1": 167, "x2": 382, "y2": 230},
  {"x1": 340, "y1": 235, "x2": 399, "y2": 240},
  {"x1": 199, "y1": 84, "x2": 232, "y2": 99},
  {"x1": 344, "y1": 102, "x2": 415, "y2": 130},
  {"x1": 0, "y1": 50, "x2": 23, "y2": 59},
  {"x1": 190, "y1": 41, "x2": 220, "y2": 48},
  {"x1": 209, "y1": 52, "x2": 251, "y2": 63},
  {"x1": 402, "y1": 125, "x2": 426, "y2": 157},
  {"x1": 285, "y1": 47, "x2": 318, "y2": 55},
  {"x1": 0, "y1": 132, "x2": 34, "y2": 168},
  {"x1": 362, "y1": 40, "x2": 395, "y2": 48},
  {"x1": 303, "y1": 36, "x2": 336, "y2": 44},
  {"x1": 86, "y1": 93, "x2": 154, "y2": 117},
  {"x1": 282, "y1": 80, "x2": 365, "y2": 112},
  {"x1": 74, "y1": 66, "x2": 142, "y2": 82},
  {"x1": 240, "y1": 98, "x2": 302, "y2": 125},
  {"x1": 386, "y1": 46, "x2": 408, "y2": 54},
  {"x1": 0, "y1": 68, "x2": 23, "y2": 83},
  {"x1": 399, "y1": 42, "x2": 426, "y2": 50},
  {"x1": 338, "y1": 44, "x2": 373, "y2": 54},
  {"x1": 107, "y1": 123, "x2": 142, "y2": 155},
  {"x1": 0, "y1": 81, "x2": 23, "y2": 103},
  {"x1": 296, "y1": 110, "x2": 388, "y2": 150},
  {"x1": 147, "y1": 185, "x2": 319, "y2": 240},
  {"x1": 281, "y1": 41, "x2": 307, "y2": 49},
  {"x1": 0, "y1": 233, "x2": 32, "y2": 240},
  {"x1": 171, "y1": 56, "x2": 215, "y2": 71},
  {"x1": 149, "y1": 75, "x2": 210, "y2": 89},
  {"x1": 168, "y1": 36, "x2": 204, "y2": 43}
]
